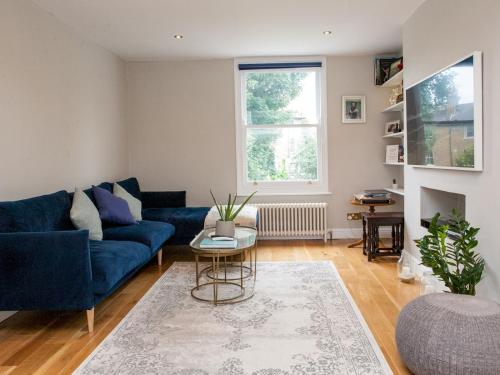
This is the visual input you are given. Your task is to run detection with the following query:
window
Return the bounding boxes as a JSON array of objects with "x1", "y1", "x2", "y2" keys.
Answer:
[
  {"x1": 464, "y1": 125, "x2": 474, "y2": 139},
  {"x1": 235, "y1": 58, "x2": 328, "y2": 195}
]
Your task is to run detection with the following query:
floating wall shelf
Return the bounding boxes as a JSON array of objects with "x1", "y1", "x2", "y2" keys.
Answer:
[
  {"x1": 383, "y1": 132, "x2": 405, "y2": 139},
  {"x1": 382, "y1": 101, "x2": 404, "y2": 113},
  {"x1": 381, "y1": 70, "x2": 403, "y2": 88}
]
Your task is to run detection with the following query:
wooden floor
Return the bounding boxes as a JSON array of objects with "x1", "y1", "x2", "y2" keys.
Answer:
[{"x1": 0, "y1": 240, "x2": 419, "y2": 375}]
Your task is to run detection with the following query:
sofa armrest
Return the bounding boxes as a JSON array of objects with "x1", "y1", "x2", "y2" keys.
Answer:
[
  {"x1": 141, "y1": 191, "x2": 186, "y2": 209},
  {"x1": 0, "y1": 230, "x2": 94, "y2": 311}
]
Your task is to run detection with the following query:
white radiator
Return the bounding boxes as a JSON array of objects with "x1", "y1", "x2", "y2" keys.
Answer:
[{"x1": 253, "y1": 203, "x2": 328, "y2": 241}]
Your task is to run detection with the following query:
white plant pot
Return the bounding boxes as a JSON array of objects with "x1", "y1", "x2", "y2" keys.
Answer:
[
  {"x1": 392, "y1": 183, "x2": 398, "y2": 190},
  {"x1": 215, "y1": 220, "x2": 235, "y2": 237}
]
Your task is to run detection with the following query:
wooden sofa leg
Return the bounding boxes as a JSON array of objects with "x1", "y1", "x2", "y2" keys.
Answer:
[
  {"x1": 157, "y1": 248, "x2": 163, "y2": 266},
  {"x1": 86, "y1": 308, "x2": 94, "y2": 333}
]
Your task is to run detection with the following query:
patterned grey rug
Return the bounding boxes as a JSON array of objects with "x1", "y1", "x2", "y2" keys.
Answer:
[{"x1": 74, "y1": 262, "x2": 392, "y2": 375}]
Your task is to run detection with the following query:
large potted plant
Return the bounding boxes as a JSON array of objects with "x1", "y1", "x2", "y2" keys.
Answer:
[
  {"x1": 417, "y1": 209, "x2": 485, "y2": 295},
  {"x1": 210, "y1": 190, "x2": 256, "y2": 237}
]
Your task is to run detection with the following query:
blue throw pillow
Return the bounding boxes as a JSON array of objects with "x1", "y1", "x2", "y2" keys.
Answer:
[{"x1": 92, "y1": 186, "x2": 136, "y2": 225}]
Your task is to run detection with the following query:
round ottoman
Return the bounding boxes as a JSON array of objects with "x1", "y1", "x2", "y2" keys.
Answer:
[{"x1": 396, "y1": 293, "x2": 500, "y2": 375}]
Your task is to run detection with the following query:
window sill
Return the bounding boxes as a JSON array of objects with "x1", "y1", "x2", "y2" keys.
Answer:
[{"x1": 237, "y1": 191, "x2": 332, "y2": 197}]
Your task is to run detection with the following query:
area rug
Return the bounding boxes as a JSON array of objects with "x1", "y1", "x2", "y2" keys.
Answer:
[{"x1": 74, "y1": 262, "x2": 392, "y2": 375}]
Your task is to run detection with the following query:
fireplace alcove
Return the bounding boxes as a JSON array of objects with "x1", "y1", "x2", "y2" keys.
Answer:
[{"x1": 420, "y1": 186, "x2": 466, "y2": 229}]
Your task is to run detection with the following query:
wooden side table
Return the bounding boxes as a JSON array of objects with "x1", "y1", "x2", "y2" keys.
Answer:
[
  {"x1": 363, "y1": 212, "x2": 404, "y2": 261},
  {"x1": 347, "y1": 199, "x2": 396, "y2": 248}
]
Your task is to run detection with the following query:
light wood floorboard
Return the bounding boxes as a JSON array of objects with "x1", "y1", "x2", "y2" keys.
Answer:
[{"x1": 0, "y1": 240, "x2": 418, "y2": 375}]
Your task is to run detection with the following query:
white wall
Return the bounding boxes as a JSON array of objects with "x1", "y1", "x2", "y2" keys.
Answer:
[
  {"x1": 126, "y1": 56, "x2": 403, "y2": 232},
  {"x1": 0, "y1": 0, "x2": 128, "y2": 201},
  {"x1": 403, "y1": 0, "x2": 500, "y2": 301}
]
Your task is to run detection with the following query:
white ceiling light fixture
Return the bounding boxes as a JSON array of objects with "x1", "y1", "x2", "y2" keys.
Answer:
[
  {"x1": 173, "y1": 34, "x2": 184, "y2": 39},
  {"x1": 323, "y1": 30, "x2": 333, "y2": 35}
]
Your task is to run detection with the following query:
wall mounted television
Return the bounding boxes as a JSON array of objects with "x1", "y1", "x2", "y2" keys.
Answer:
[{"x1": 406, "y1": 51, "x2": 483, "y2": 171}]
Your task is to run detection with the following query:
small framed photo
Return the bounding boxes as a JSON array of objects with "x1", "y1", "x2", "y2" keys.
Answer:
[
  {"x1": 342, "y1": 96, "x2": 366, "y2": 124},
  {"x1": 385, "y1": 120, "x2": 401, "y2": 134}
]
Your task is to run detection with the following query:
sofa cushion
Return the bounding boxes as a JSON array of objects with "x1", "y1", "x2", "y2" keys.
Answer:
[
  {"x1": 103, "y1": 220, "x2": 175, "y2": 251},
  {"x1": 142, "y1": 207, "x2": 209, "y2": 242},
  {"x1": 0, "y1": 190, "x2": 73, "y2": 233},
  {"x1": 113, "y1": 183, "x2": 142, "y2": 221},
  {"x1": 82, "y1": 182, "x2": 113, "y2": 205},
  {"x1": 116, "y1": 177, "x2": 141, "y2": 200},
  {"x1": 89, "y1": 240, "x2": 151, "y2": 294},
  {"x1": 70, "y1": 188, "x2": 103, "y2": 241},
  {"x1": 92, "y1": 186, "x2": 136, "y2": 225}
]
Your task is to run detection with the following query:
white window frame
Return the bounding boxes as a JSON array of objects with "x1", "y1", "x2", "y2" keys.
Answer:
[{"x1": 234, "y1": 56, "x2": 329, "y2": 196}]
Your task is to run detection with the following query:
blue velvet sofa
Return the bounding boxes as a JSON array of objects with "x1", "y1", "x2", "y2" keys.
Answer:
[{"x1": 0, "y1": 177, "x2": 209, "y2": 332}]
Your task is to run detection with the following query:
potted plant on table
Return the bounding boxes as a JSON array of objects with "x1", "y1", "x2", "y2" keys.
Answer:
[
  {"x1": 210, "y1": 190, "x2": 256, "y2": 238},
  {"x1": 417, "y1": 209, "x2": 485, "y2": 295}
]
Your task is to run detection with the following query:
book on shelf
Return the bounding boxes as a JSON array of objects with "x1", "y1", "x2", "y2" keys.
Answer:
[
  {"x1": 385, "y1": 145, "x2": 400, "y2": 164},
  {"x1": 200, "y1": 238, "x2": 237, "y2": 249}
]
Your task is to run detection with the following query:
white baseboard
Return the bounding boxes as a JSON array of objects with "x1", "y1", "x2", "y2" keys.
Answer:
[
  {"x1": 257, "y1": 236, "x2": 326, "y2": 240},
  {"x1": 257, "y1": 227, "x2": 393, "y2": 241},
  {"x1": 0, "y1": 311, "x2": 16, "y2": 323}
]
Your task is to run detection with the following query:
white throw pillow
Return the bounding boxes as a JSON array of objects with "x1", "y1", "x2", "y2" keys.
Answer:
[
  {"x1": 70, "y1": 188, "x2": 103, "y2": 241},
  {"x1": 113, "y1": 183, "x2": 142, "y2": 221}
]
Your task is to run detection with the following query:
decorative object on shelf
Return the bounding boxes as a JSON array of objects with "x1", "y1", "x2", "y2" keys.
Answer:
[
  {"x1": 389, "y1": 88, "x2": 398, "y2": 106},
  {"x1": 420, "y1": 270, "x2": 438, "y2": 295},
  {"x1": 396, "y1": 293, "x2": 500, "y2": 375},
  {"x1": 397, "y1": 252, "x2": 415, "y2": 283},
  {"x1": 392, "y1": 179, "x2": 398, "y2": 190},
  {"x1": 385, "y1": 145, "x2": 400, "y2": 164},
  {"x1": 389, "y1": 84, "x2": 403, "y2": 105},
  {"x1": 374, "y1": 56, "x2": 400, "y2": 85},
  {"x1": 341, "y1": 95, "x2": 366, "y2": 124},
  {"x1": 398, "y1": 145, "x2": 405, "y2": 163},
  {"x1": 210, "y1": 190, "x2": 256, "y2": 238},
  {"x1": 354, "y1": 189, "x2": 391, "y2": 204},
  {"x1": 385, "y1": 120, "x2": 401, "y2": 135},
  {"x1": 389, "y1": 58, "x2": 403, "y2": 78},
  {"x1": 417, "y1": 209, "x2": 484, "y2": 295}
]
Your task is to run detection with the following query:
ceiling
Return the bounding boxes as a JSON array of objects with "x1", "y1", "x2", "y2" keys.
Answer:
[{"x1": 32, "y1": 0, "x2": 425, "y2": 61}]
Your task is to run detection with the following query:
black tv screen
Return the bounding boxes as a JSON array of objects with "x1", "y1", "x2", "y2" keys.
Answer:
[{"x1": 406, "y1": 52, "x2": 482, "y2": 170}]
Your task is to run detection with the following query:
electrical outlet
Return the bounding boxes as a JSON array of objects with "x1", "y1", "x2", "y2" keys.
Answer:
[{"x1": 347, "y1": 212, "x2": 362, "y2": 221}]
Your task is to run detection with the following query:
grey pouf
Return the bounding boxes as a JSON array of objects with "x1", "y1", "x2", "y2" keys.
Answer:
[{"x1": 396, "y1": 293, "x2": 500, "y2": 375}]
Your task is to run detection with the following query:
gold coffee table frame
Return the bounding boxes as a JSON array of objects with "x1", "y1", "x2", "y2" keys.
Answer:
[{"x1": 190, "y1": 226, "x2": 257, "y2": 305}]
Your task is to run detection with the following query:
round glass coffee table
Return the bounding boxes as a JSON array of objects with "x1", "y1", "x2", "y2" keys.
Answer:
[{"x1": 189, "y1": 226, "x2": 257, "y2": 305}]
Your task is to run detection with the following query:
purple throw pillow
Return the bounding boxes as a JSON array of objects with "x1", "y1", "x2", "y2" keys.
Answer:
[{"x1": 92, "y1": 186, "x2": 136, "y2": 225}]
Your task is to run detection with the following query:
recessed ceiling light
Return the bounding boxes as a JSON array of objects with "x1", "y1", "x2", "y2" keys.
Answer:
[
  {"x1": 173, "y1": 34, "x2": 184, "y2": 39},
  {"x1": 323, "y1": 30, "x2": 333, "y2": 36}
]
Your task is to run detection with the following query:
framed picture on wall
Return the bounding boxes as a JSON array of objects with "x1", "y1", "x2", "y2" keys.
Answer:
[{"x1": 342, "y1": 96, "x2": 366, "y2": 124}]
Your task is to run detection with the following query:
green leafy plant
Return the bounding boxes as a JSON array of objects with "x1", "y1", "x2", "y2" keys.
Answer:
[
  {"x1": 417, "y1": 209, "x2": 484, "y2": 295},
  {"x1": 210, "y1": 190, "x2": 257, "y2": 222}
]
